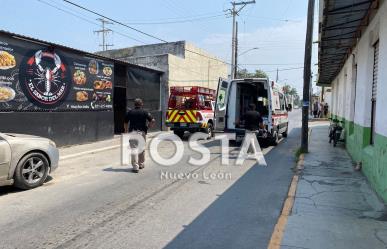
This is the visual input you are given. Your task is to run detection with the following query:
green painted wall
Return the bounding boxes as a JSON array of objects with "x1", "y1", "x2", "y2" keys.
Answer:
[{"x1": 329, "y1": 114, "x2": 387, "y2": 202}]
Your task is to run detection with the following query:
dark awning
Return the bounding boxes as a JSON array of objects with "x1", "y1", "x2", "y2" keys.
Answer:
[{"x1": 317, "y1": 0, "x2": 375, "y2": 86}]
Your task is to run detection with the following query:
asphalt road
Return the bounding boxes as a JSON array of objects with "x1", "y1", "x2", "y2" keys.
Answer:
[{"x1": 0, "y1": 109, "x2": 302, "y2": 249}]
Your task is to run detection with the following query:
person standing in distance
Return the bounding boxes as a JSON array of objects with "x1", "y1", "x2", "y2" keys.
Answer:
[{"x1": 124, "y1": 98, "x2": 155, "y2": 173}]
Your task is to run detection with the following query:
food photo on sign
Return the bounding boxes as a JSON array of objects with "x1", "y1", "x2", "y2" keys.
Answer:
[
  {"x1": 0, "y1": 49, "x2": 17, "y2": 104},
  {"x1": 0, "y1": 34, "x2": 114, "y2": 112}
]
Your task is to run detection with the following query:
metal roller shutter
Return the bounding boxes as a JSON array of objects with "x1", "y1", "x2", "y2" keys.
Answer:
[
  {"x1": 371, "y1": 41, "x2": 379, "y2": 144},
  {"x1": 372, "y1": 42, "x2": 379, "y2": 101}
]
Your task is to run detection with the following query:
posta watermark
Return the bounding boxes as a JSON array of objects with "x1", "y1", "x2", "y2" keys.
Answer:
[{"x1": 121, "y1": 132, "x2": 267, "y2": 167}]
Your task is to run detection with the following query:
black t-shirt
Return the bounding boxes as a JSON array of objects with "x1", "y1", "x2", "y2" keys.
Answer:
[
  {"x1": 242, "y1": 110, "x2": 263, "y2": 131},
  {"x1": 124, "y1": 108, "x2": 154, "y2": 133}
]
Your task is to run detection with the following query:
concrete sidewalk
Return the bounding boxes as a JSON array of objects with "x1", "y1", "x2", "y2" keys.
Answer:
[{"x1": 281, "y1": 123, "x2": 387, "y2": 249}]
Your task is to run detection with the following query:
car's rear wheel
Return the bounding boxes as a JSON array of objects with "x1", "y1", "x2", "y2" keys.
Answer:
[{"x1": 14, "y1": 152, "x2": 49, "y2": 190}]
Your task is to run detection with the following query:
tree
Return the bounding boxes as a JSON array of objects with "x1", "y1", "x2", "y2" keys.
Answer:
[
  {"x1": 253, "y1": 69, "x2": 268, "y2": 78},
  {"x1": 283, "y1": 84, "x2": 292, "y2": 94},
  {"x1": 237, "y1": 68, "x2": 250, "y2": 78},
  {"x1": 283, "y1": 84, "x2": 298, "y2": 96},
  {"x1": 290, "y1": 87, "x2": 298, "y2": 95},
  {"x1": 236, "y1": 68, "x2": 268, "y2": 79}
]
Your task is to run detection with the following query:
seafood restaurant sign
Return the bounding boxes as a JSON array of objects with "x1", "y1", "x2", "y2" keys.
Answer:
[{"x1": 0, "y1": 34, "x2": 114, "y2": 111}]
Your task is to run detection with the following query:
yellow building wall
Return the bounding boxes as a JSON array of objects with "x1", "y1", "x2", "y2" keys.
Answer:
[{"x1": 168, "y1": 42, "x2": 228, "y2": 90}]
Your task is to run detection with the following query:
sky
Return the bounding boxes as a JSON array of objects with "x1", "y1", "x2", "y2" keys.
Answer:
[{"x1": 1, "y1": 0, "x2": 319, "y2": 95}]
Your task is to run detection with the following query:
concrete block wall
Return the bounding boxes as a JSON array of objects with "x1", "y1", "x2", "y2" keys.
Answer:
[{"x1": 97, "y1": 41, "x2": 185, "y2": 60}]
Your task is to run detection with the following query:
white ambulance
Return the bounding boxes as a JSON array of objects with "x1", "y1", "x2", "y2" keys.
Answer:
[{"x1": 214, "y1": 78, "x2": 289, "y2": 145}]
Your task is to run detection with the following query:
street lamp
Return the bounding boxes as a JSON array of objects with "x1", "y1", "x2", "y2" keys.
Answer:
[
  {"x1": 238, "y1": 47, "x2": 259, "y2": 57},
  {"x1": 235, "y1": 47, "x2": 259, "y2": 79}
]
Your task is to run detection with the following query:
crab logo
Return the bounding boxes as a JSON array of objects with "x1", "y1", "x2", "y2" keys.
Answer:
[{"x1": 20, "y1": 49, "x2": 71, "y2": 109}]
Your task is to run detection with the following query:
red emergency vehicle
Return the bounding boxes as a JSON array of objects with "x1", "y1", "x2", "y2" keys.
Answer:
[{"x1": 166, "y1": 86, "x2": 216, "y2": 138}]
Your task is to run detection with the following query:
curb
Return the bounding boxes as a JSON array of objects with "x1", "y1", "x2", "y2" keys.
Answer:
[
  {"x1": 60, "y1": 131, "x2": 164, "y2": 161},
  {"x1": 60, "y1": 145, "x2": 120, "y2": 160},
  {"x1": 267, "y1": 154, "x2": 305, "y2": 249}
]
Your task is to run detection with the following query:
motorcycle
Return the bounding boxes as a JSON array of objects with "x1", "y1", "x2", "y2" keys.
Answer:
[{"x1": 329, "y1": 119, "x2": 345, "y2": 147}]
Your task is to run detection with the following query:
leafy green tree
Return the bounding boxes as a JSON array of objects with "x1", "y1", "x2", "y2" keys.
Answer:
[
  {"x1": 283, "y1": 84, "x2": 298, "y2": 96},
  {"x1": 252, "y1": 69, "x2": 268, "y2": 78},
  {"x1": 289, "y1": 87, "x2": 298, "y2": 95},
  {"x1": 237, "y1": 68, "x2": 250, "y2": 78},
  {"x1": 283, "y1": 84, "x2": 292, "y2": 94},
  {"x1": 236, "y1": 68, "x2": 268, "y2": 79}
]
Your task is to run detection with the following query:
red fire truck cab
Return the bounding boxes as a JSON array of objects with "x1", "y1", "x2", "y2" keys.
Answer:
[{"x1": 166, "y1": 86, "x2": 216, "y2": 139}]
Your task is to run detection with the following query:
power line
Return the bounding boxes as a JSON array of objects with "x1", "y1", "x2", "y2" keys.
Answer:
[
  {"x1": 36, "y1": 0, "x2": 232, "y2": 85},
  {"x1": 161, "y1": 0, "x2": 216, "y2": 39},
  {"x1": 240, "y1": 15, "x2": 301, "y2": 23},
  {"x1": 36, "y1": 0, "x2": 148, "y2": 45},
  {"x1": 125, "y1": 14, "x2": 225, "y2": 25},
  {"x1": 62, "y1": 0, "x2": 230, "y2": 66},
  {"x1": 266, "y1": 66, "x2": 304, "y2": 73},
  {"x1": 123, "y1": 11, "x2": 225, "y2": 22},
  {"x1": 63, "y1": 0, "x2": 168, "y2": 43},
  {"x1": 239, "y1": 63, "x2": 304, "y2": 66}
]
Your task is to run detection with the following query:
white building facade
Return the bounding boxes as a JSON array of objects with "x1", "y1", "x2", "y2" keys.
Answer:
[{"x1": 318, "y1": 0, "x2": 387, "y2": 201}]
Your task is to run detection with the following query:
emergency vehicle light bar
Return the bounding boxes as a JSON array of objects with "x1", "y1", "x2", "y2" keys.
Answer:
[{"x1": 170, "y1": 86, "x2": 216, "y2": 96}]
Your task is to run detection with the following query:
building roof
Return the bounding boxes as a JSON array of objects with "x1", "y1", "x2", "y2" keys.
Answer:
[
  {"x1": 317, "y1": 0, "x2": 376, "y2": 86},
  {"x1": 0, "y1": 30, "x2": 163, "y2": 74}
]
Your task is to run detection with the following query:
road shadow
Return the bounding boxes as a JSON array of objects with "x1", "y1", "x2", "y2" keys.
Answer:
[
  {"x1": 202, "y1": 139, "x2": 221, "y2": 148},
  {"x1": 163, "y1": 128, "x2": 301, "y2": 249},
  {"x1": 103, "y1": 167, "x2": 136, "y2": 173},
  {"x1": 0, "y1": 175, "x2": 55, "y2": 196},
  {"x1": 0, "y1": 186, "x2": 21, "y2": 196},
  {"x1": 201, "y1": 137, "x2": 271, "y2": 149}
]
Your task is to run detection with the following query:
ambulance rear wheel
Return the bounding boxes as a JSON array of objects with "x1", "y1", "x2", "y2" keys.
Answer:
[
  {"x1": 270, "y1": 131, "x2": 279, "y2": 146},
  {"x1": 174, "y1": 130, "x2": 185, "y2": 139},
  {"x1": 204, "y1": 124, "x2": 214, "y2": 139},
  {"x1": 282, "y1": 124, "x2": 288, "y2": 138}
]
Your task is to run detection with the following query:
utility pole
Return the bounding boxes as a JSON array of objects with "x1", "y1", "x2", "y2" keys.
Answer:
[
  {"x1": 94, "y1": 18, "x2": 114, "y2": 51},
  {"x1": 229, "y1": 0, "x2": 255, "y2": 79},
  {"x1": 234, "y1": 21, "x2": 238, "y2": 79},
  {"x1": 301, "y1": 0, "x2": 315, "y2": 153},
  {"x1": 276, "y1": 68, "x2": 279, "y2": 82}
]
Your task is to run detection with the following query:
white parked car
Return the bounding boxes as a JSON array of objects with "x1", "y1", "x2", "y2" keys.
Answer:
[{"x1": 0, "y1": 133, "x2": 59, "y2": 189}]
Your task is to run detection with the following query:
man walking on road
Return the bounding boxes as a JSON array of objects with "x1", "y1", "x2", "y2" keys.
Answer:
[{"x1": 124, "y1": 98, "x2": 155, "y2": 173}]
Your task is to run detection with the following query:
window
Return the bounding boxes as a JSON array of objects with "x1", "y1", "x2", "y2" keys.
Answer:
[
  {"x1": 370, "y1": 41, "x2": 379, "y2": 145},
  {"x1": 198, "y1": 95, "x2": 212, "y2": 110},
  {"x1": 217, "y1": 81, "x2": 228, "y2": 110},
  {"x1": 273, "y1": 92, "x2": 281, "y2": 110}
]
